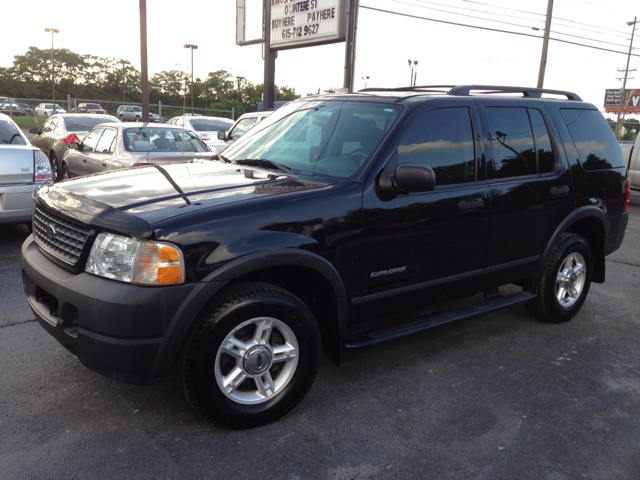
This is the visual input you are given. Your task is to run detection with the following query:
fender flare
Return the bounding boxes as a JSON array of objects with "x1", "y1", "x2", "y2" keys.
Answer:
[
  {"x1": 151, "y1": 249, "x2": 348, "y2": 376},
  {"x1": 535, "y1": 205, "x2": 608, "y2": 279}
]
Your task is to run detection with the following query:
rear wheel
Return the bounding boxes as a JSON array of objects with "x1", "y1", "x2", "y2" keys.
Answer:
[
  {"x1": 61, "y1": 163, "x2": 69, "y2": 180},
  {"x1": 50, "y1": 152, "x2": 59, "y2": 181},
  {"x1": 180, "y1": 282, "x2": 321, "y2": 429},
  {"x1": 525, "y1": 234, "x2": 592, "y2": 323}
]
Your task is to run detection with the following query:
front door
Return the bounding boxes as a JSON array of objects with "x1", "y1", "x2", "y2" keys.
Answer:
[{"x1": 359, "y1": 99, "x2": 490, "y2": 320}]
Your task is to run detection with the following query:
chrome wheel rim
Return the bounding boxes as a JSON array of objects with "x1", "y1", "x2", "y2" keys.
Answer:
[
  {"x1": 556, "y1": 252, "x2": 586, "y2": 308},
  {"x1": 215, "y1": 317, "x2": 299, "y2": 405},
  {"x1": 50, "y1": 156, "x2": 57, "y2": 181}
]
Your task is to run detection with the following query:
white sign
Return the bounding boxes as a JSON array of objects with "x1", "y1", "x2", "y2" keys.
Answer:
[{"x1": 270, "y1": 0, "x2": 346, "y2": 50}]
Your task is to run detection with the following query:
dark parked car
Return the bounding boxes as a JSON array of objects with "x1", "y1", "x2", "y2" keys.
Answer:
[
  {"x1": 21, "y1": 85, "x2": 630, "y2": 429},
  {"x1": 77, "y1": 103, "x2": 107, "y2": 115}
]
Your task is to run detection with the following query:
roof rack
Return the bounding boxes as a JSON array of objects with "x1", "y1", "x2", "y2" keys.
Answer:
[{"x1": 359, "y1": 85, "x2": 582, "y2": 101}]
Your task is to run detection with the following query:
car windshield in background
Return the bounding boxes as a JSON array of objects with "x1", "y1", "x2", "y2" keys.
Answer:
[
  {"x1": 124, "y1": 127, "x2": 209, "y2": 152},
  {"x1": 0, "y1": 120, "x2": 26, "y2": 145},
  {"x1": 224, "y1": 100, "x2": 403, "y2": 179},
  {"x1": 65, "y1": 117, "x2": 118, "y2": 132},
  {"x1": 190, "y1": 118, "x2": 234, "y2": 132}
]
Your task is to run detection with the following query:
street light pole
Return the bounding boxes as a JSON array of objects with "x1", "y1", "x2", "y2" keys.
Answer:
[
  {"x1": 408, "y1": 60, "x2": 418, "y2": 87},
  {"x1": 235, "y1": 76, "x2": 245, "y2": 119},
  {"x1": 120, "y1": 60, "x2": 131, "y2": 102},
  {"x1": 362, "y1": 75, "x2": 369, "y2": 88},
  {"x1": 616, "y1": 17, "x2": 638, "y2": 140},
  {"x1": 44, "y1": 28, "x2": 59, "y2": 104},
  {"x1": 183, "y1": 44, "x2": 198, "y2": 113}
]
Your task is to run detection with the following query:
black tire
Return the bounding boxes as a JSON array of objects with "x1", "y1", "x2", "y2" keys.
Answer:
[
  {"x1": 50, "y1": 152, "x2": 59, "y2": 182},
  {"x1": 180, "y1": 281, "x2": 321, "y2": 429},
  {"x1": 525, "y1": 233, "x2": 592, "y2": 323},
  {"x1": 61, "y1": 163, "x2": 70, "y2": 180}
]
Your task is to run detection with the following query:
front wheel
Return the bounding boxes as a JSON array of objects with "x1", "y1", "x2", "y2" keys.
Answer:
[
  {"x1": 61, "y1": 163, "x2": 70, "y2": 180},
  {"x1": 180, "y1": 282, "x2": 321, "y2": 429},
  {"x1": 50, "y1": 152, "x2": 59, "y2": 181},
  {"x1": 525, "y1": 234, "x2": 592, "y2": 323}
]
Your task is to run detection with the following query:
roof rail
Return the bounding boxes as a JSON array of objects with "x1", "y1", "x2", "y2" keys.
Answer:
[
  {"x1": 447, "y1": 85, "x2": 582, "y2": 101},
  {"x1": 358, "y1": 85, "x2": 582, "y2": 101}
]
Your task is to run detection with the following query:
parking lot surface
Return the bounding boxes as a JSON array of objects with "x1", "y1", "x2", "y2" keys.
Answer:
[{"x1": 1, "y1": 205, "x2": 639, "y2": 479}]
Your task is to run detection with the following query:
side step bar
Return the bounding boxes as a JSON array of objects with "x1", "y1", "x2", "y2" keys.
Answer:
[{"x1": 343, "y1": 292, "x2": 537, "y2": 349}]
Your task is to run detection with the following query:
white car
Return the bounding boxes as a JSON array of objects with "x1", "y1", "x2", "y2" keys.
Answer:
[
  {"x1": 166, "y1": 115, "x2": 234, "y2": 152},
  {"x1": 35, "y1": 103, "x2": 67, "y2": 117},
  {"x1": 212, "y1": 111, "x2": 273, "y2": 153},
  {"x1": 0, "y1": 113, "x2": 53, "y2": 225}
]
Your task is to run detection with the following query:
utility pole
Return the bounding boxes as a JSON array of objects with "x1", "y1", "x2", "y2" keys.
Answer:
[
  {"x1": 343, "y1": 0, "x2": 360, "y2": 92},
  {"x1": 236, "y1": 76, "x2": 245, "y2": 118},
  {"x1": 44, "y1": 28, "x2": 59, "y2": 104},
  {"x1": 184, "y1": 44, "x2": 198, "y2": 113},
  {"x1": 616, "y1": 17, "x2": 638, "y2": 140},
  {"x1": 536, "y1": 0, "x2": 553, "y2": 88},
  {"x1": 139, "y1": 0, "x2": 150, "y2": 122},
  {"x1": 120, "y1": 60, "x2": 131, "y2": 102}
]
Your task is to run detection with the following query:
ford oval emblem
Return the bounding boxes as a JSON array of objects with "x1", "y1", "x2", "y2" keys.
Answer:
[{"x1": 46, "y1": 224, "x2": 56, "y2": 238}]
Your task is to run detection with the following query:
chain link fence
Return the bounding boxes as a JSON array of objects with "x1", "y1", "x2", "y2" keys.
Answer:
[{"x1": 0, "y1": 96, "x2": 234, "y2": 129}]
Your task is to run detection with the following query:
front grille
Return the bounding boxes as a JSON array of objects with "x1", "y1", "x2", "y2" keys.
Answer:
[{"x1": 33, "y1": 205, "x2": 91, "y2": 265}]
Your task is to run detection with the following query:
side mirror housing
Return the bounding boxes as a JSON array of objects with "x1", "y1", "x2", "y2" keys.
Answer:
[
  {"x1": 217, "y1": 130, "x2": 227, "y2": 141},
  {"x1": 68, "y1": 142, "x2": 80, "y2": 150},
  {"x1": 29, "y1": 127, "x2": 39, "y2": 134},
  {"x1": 377, "y1": 151, "x2": 436, "y2": 200}
]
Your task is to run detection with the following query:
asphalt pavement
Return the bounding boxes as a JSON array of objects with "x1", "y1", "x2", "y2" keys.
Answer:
[{"x1": 0, "y1": 207, "x2": 639, "y2": 479}]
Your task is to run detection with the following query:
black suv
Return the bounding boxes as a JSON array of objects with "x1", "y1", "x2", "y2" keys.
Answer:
[{"x1": 21, "y1": 86, "x2": 630, "y2": 428}]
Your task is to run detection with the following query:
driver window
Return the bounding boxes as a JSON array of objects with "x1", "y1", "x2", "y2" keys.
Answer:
[
  {"x1": 95, "y1": 128, "x2": 117, "y2": 154},
  {"x1": 82, "y1": 128, "x2": 105, "y2": 153},
  {"x1": 397, "y1": 107, "x2": 476, "y2": 186},
  {"x1": 230, "y1": 118, "x2": 257, "y2": 140}
]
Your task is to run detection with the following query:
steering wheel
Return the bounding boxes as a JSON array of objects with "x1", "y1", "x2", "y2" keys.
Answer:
[{"x1": 348, "y1": 148, "x2": 368, "y2": 167}]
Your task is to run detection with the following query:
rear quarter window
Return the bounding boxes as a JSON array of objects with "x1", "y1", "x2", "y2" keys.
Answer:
[{"x1": 560, "y1": 109, "x2": 626, "y2": 170}]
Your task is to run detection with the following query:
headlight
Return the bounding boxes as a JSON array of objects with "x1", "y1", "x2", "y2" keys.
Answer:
[{"x1": 85, "y1": 233, "x2": 184, "y2": 285}]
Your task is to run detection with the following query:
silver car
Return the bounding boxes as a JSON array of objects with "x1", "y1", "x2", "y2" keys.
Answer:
[
  {"x1": 0, "y1": 114, "x2": 53, "y2": 225},
  {"x1": 60, "y1": 122, "x2": 215, "y2": 179},
  {"x1": 166, "y1": 115, "x2": 234, "y2": 152},
  {"x1": 213, "y1": 111, "x2": 273, "y2": 153}
]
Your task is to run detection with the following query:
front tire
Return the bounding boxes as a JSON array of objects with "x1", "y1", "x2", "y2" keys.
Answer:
[
  {"x1": 180, "y1": 282, "x2": 321, "y2": 429},
  {"x1": 525, "y1": 234, "x2": 592, "y2": 323},
  {"x1": 61, "y1": 163, "x2": 70, "y2": 180}
]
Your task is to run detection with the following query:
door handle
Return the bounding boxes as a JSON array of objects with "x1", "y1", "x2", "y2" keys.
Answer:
[
  {"x1": 102, "y1": 162, "x2": 107, "y2": 167},
  {"x1": 82, "y1": 159, "x2": 87, "y2": 163},
  {"x1": 550, "y1": 185, "x2": 570, "y2": 198},
  {"x1": 458, "y1": 198, "x2": 485, "y2": 213}
]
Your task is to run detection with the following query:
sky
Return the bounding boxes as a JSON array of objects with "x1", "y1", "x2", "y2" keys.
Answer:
[{"x1": 1, "y1": 0, "x2": 638, "y2": 113}]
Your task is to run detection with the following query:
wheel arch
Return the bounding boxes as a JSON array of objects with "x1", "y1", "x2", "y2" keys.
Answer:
[
  {"x1": 150, "y1": 249, "x2": 347, "y2": 377},
  {"x1": 537, "y1": 206, "x2": 607, "y2": 283}
]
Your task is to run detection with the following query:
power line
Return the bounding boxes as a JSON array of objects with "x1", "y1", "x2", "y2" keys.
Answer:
[
  {"x1": 392, "y1": 0, "x2": 632, "y2": 49},
  {"x1": 360, "y1": 5, "x2": 640, "y2": 57},
  {"x1": 461, "y1": 0, "x2": 630, "y2": 37}
]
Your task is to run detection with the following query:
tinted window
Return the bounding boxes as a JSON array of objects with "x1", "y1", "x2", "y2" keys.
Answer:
[
  {"x1": 133, "y1": 107, "x2": 142, "y2": 112},
  {"x1": 560, "y1": 108, "x2": 626, "y2": 170},
  {"x1": 64, "y1": 117, "x2": 118, "y2": 132},
  {"x1": 95, "y1": 128, "x2": 117, "y2": 153},
  {"x1": 486, "y1": 107, "x2": 536, "y2": 179},
  {"x1": 82, "y1": 128, "x2": 105, "y2": 152},
  {"x1": 398, "y1": 107, "x2": 475, "y2": 186},
  {"x1": 529, "y1": 109, "x2": 556, "y2": 174},
  {"x1": 190, "y1": 118, "x2": 234, "y2": 132},
  {"x1": 0, "y1": 119, "x2": 26, "y2": 145}
]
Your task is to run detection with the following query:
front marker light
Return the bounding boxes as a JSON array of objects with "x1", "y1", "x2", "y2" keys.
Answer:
[{"x1": 86, "y1": 233, "x2": 184, "y2": 285}]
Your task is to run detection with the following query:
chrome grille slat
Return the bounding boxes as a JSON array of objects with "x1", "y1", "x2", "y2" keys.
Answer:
[{"x1": 33, "y1": 205, "x2": 91, "y2": 265}]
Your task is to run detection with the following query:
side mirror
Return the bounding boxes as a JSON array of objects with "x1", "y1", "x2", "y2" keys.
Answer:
[
  {"x1": 378, "y1": 152, "x2": 436, "y2": 199},
  {"x1": 29, "y1": 127, "x2": 39, "y2": 134},
  {"x1": 217, "y1": 130, "x2": 227, "y2": 140},
  {"x1": 68, "y1": 142, "x2": 80, "y2": 150}
]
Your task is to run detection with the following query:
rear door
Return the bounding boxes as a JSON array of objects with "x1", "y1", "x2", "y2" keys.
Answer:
[
  {"x1": 359, "y1": 99, "x2": 490, "y2": 318},
  {"x1": 476, "y1": 99, "x2": 573, "y2": 287}
]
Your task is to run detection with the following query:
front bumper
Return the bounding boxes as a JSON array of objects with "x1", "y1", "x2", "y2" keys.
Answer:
[{"x1": 21, "y1": 236, "x2": 221, "y2": 384}]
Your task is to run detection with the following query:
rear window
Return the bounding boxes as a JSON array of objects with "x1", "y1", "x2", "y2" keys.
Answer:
[
  {"x1": 63, "y1": 117, "x2": 118, "y2": 132},
  {"x1": 560, "y1": 109, "x2": 626, "y2": 170},
  {"x1": 124, "y1": 127, "x2": 209, "y2": 152},
  {"x1": 190, "y1": 118, "x2": 234, "y2": 132},
  {"x1": 0, "y1": 119, "x2": 26, "y2": 145}
]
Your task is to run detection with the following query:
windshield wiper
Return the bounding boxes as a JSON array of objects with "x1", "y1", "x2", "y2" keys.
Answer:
[{"x1": 234, "y1": 159, "x2": 293, "y2": 174}]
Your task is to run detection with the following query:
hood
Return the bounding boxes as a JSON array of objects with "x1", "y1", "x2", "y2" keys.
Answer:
[{"x1": 35, "y1": 160, "x2": 333, "y2": 232}]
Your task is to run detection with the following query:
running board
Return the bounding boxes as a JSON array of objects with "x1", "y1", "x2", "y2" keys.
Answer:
[{"x1": 343, "y1": 292, "x2": 537, "y2": 349}]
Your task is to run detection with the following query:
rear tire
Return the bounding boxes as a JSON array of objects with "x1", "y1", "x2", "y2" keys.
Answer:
[
  {"x1": 61, "y1": 163, "x2": 69, "y2": 180},
  {"x1": 50, "y1": 152, "x2": 59, "y2": 181},
  {"x1": 180, "y1": 282, "x2": 321, "y2": 429},
  {"x1": 525, "y1": 234, "x2": 592, "y2": 323}
]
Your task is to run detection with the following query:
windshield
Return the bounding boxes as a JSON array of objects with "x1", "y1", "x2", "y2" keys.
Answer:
[
  {"x1": 0, "y1": 119, "x2": 27, "y2": 145},
  {"x1": 223, "y1": 100, "x2": 403, "y2": 179},
  {"x1": 124, "y1": 127, "x2": 210, "y2": 152},
  {"x1": 190, "y1": 118, "x2": 234, "y2": 132},
  {"x1": 64, "y1": 117, "x2": 118, "y2": 132}
]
